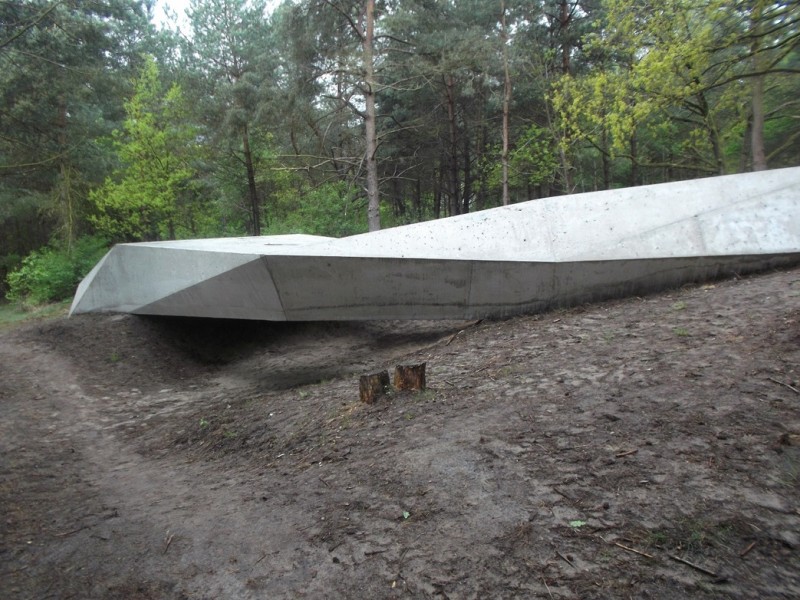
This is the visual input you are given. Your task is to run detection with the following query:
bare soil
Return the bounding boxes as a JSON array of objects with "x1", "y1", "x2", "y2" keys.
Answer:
[{"x1": 2, "y1": 267, "x2": 799, "y2": 599}]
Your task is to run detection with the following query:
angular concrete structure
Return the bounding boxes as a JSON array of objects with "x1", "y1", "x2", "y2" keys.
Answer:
[{"x1": 70, "y1": 167, "x2": 800, "y2": 321}]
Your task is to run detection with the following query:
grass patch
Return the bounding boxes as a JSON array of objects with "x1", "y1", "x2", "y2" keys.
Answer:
[
  {"x1": 0, "y1": 301, "x2": 69, "y2": 330},
  {"x1": 646, "y1": 518, "x2": 738, "y2": 554}
]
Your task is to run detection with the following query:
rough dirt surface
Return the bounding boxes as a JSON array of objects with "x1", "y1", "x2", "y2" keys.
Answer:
[{"x1": 2, "y1": 267, "x2": 799, "y2": 600}]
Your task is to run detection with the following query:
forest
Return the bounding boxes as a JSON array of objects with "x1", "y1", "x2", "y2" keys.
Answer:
[{"x1": 1, "y1": 0, "x2": 799, "y2": 304}]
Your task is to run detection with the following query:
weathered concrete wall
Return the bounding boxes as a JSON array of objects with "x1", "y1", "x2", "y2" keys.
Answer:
[{"x1": 70, "y1": 168, "x2": 800, "y2": 321}]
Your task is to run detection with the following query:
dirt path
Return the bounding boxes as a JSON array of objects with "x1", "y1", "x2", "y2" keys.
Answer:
[{"x1": 2, "y1": 267, "x2": 799, "y2": 599}]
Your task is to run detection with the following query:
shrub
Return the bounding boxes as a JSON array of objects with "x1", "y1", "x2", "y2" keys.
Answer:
[
  {"x1": 0, "y1": 253, "x2": 22, "y2": 297},
  {"x1": 5, "y1": 235, "x2": 109, "y2": 306},
  {"x1": 267, "y1": 182, "x2": 368, "y2": 238}
]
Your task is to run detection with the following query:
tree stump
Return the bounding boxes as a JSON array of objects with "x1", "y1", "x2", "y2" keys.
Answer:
[
  {"x1": 393, "y1": 363, "x2": 426, "y2": 391},
  {"x1": 359, "y1": 370, "x2": 390, "y2": 404}
]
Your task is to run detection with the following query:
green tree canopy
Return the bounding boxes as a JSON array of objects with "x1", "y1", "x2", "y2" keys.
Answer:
[{"x1": 90, "y1": 56, "x2": 202, "y2": 241}]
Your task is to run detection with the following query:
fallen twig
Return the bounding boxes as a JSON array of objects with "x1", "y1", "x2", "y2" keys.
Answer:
[
  {"x1": 254, "y1": 552, "x2": 269, "y2": 565},
  {"x1": 541, "y1": 575, "x2": 554, "y2": 599},
  {"x1": 552, "y1": 486, "x2": 574, "y2": 502},
  {"x1": 444, "y1": 321, "x2": 481, "y2": 346},
  {"x1": 163, "y1": 533, "x2": 174, "y2": 555},
  {"x1": 52, "y1": 510, "x2": 118, "y2": 538},
  {"x1": 768, "y1": 377, "x2": 800, "y2": 395},
  {"x1": 668, "y1": 554, "x2": 718, "y2": 578},
  {"x1": 8, "y1": 565, "x2": 29, "y2": 574},
  {"x1": 739, "y1": 541, "x2": 757, "y2": 557},
  {"x1": 615, "y1": 449, "x2": 639, "y2": 458},
  {"x1": 445, "y1": 331, "x2": 462, "y2": 346},
  {"x1": 54, "y1": 524, "x2": 90, "y2": 538},
  {"x1": 555, "y1": 550, "x2": 575, "y2": 568},
  {"x1": 614, "y1": 541, "x2": 654, "y2": 559}
]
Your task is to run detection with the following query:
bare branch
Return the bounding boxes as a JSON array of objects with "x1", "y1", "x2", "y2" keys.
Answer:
[
  {"x1": 767, "y1": 129, "x2": 800, "y2": 162},
  {"x1": 323, "y1": 0, "x2": 364, "y2": 40},
  {"x1": 0, "y1": 1, "x2": 64, "y2": 51}
]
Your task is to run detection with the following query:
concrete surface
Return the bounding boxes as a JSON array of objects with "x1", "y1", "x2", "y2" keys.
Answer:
[{"x1": 70, "y1": 167, "x2": 800, "y2": 321}]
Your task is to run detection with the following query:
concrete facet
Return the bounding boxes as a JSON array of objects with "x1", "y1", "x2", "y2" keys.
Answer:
[{"x1": 70, "y1": 168, "x2": 800, "y2": 321}]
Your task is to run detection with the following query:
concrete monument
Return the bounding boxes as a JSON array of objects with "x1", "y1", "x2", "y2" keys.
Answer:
[{"x1": 70, "y1": 167, "x2": 800, "y2": 321}]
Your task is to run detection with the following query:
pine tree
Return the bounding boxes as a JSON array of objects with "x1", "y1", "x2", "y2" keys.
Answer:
[{"x1": 90, "y1": 57, "x2": 201, "y2": 241}]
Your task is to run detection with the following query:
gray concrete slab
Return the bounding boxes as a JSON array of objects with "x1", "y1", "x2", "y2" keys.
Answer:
[{"x1": 70, "y1": 167, "x2": 800, "y2": 321}]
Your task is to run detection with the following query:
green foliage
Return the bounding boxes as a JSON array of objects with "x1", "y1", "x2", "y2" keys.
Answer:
[
  {"x1": 90, "y1": 56, "x2": 201, "y2": 242},
  {"x1": 182, "y1": 0, "x2": 277, "y2": 236},
  {"x1": 208, "y1": 133, "x2": 294, "y2": 237},
  {"x1": 2, "y1": 0, "x2": 799, "y2": 257},
  {"x1": 5, "y1": 236, "x2": 109, "y2": 305},
  {"x1": 266, "y1": 182, "x2": 368, "y2": 238},
  {"x1": 0, "y1": 303, "x2": 70, "y2": 329},
  {"x1": 0, "y1": 253, "x2": 23, "y2": 297},
  {"x1": 483, "y1": 125, "x2": 559, "y2": 197},
  {"x1": 7, "y1": 249, "x2": 75, "y2": 305},
  {"x1": 552, "y1": 0, "x2": 800, "y2": 179},
  {"x1": 0, "y1": 0, "x2": 152, "y2": 256},
  {"x1": 0, "y1": 254, "x2": 22, "y2": 276}
]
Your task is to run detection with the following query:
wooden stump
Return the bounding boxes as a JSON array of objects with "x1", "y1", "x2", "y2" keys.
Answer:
[
  {"x1": 393, "y1": 363, "x2": 426, "y2": 391},
  {"x1": 359, "y1": 370, "x2": 390, "y2": 404}
]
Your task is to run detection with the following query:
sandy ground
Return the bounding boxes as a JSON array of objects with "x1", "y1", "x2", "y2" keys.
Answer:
[{"x1": 1, "y1": 266, "x2": 799, "y2": 599}]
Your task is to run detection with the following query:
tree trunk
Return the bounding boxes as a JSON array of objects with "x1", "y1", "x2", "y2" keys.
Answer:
[
  {"x1": 434, "y1": 162, "x2": 443, "y2": 219},
  {"x1": 444, "y1": 74, "x2": 461, "y2": 215},
  {"x1": 57, "y1": 100, "x2": 76, "y2": 250},
  {"x1": 750, "y1": 0, "x2": 767, "y2": 171},
  {"x1": 359, "y1": 370, "x2": 390, "y2": 403},
  {"x1": 414, "y1": 177, "x2": 422, "y2": 221},
  {"x1": 750, "y1": 74, "x2": 766, "y2": 171},
  {"x1": 391, "y1": 176, "x2": 405, "y2": 217},
  {"x1": 476, "y1": 122, "x2": 488, "y2": 211},
  {"x1": 696, "y1": 91, "x2": 725, "y2": 175},
  {"x1": 601, "y1": 126, "x2": 611, "y2": 190},
  {"x1": 393, "y1": 363, "x2": 426, "y2": 391},
  {"x1": 559, "y1": 146, "x2": 573, "y2": 194},
  {"x1": 740, "y1": 113, "x2": 753, "y2": 172},
  {"x1": 560, "y1": 0, "x2": 572, "y2": 75},
  {"x1": 500, "y1": 0, "x2": 512, "y2": 205},
  {"x1": 710, "y1": 122, "x2": 725, "y2": 175},
  {"x1": 242, "y1": 124, "x2": 261, "y2": 236},
  {"x1": 364, "y1": 0, "x2": 381, "y2": 231},
  {"x1": 462, "y1": 133, "x2": 471, "y2": 214}
]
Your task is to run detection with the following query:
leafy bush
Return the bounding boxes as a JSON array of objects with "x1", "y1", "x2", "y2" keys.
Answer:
[
  {"x1": 267, "y1": 182, "x2": 368, "y2": 238},
  {"x1": 481, "y1": 124, "x2": 559, "y2": 202},
  {"x1": 0, "y1": 253, "x2": 22, "y2": 297},
  {"x1": 5, "y1": 236, "x2": 109, "y2": 306}
]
